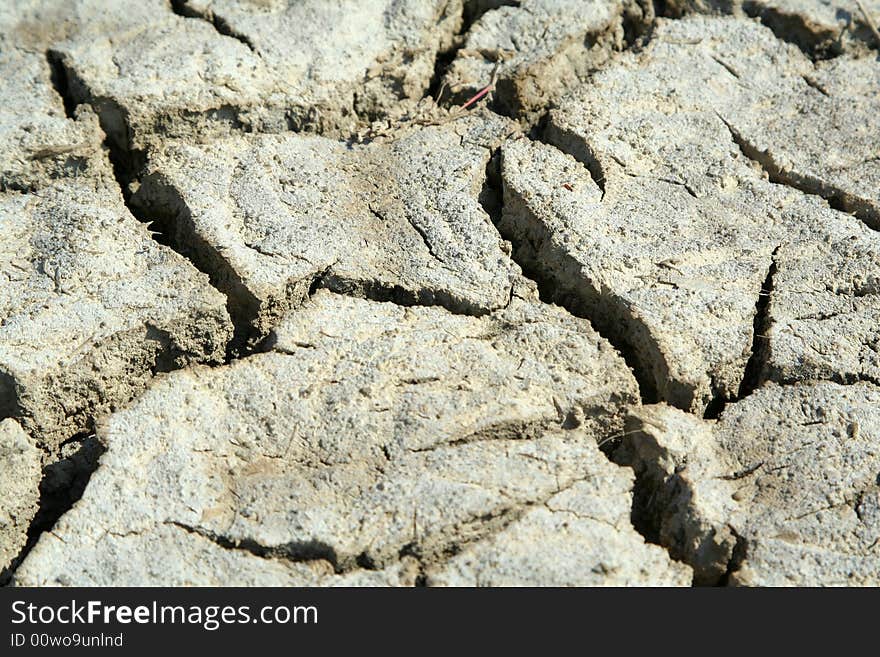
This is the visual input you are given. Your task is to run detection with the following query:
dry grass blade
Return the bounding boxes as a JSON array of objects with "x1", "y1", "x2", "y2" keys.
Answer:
[
  {"x1": 460, "y1": 62, "x2": 501, "y2": 110},
  {"x1": 855, "y1": 0, "x2": 880, "y2": 47}
]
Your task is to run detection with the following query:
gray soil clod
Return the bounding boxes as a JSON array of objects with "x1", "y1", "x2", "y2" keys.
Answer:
[
  {"x1": 0, "y1": 179, "x2": 232, "y2": 449},
  {"x1": 499, "y1": 16, "x2": 880, "y2": 413},
  {"x1": 665, "y1": 0, "x2": 880, "y2": 56},
  {"x1": 6, "y1": 0, "x2": 468, "y2": 156},
  {"x1": 621, "y1": 382, "x2": 880, "y2": 586},
  {"x1": 0, "y1": 419, "x2": 41, "y2": 575},
  {"x1": 442, "y1": 0, "x2": 631, "y2": 119},
  {"x1": 132, "y1": 112, "x2": 520, "y2": 343},
  {"x1": 0, "y1": 44, "x2": 107, "y2": 192},
  {"x1": 14, "y1": 289, "x2": 692, "y2": 586}
]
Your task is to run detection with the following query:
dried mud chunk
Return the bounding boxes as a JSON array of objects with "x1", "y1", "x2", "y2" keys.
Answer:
[
  {"x1": 0, "y1": 0, "x2": 167, "y2": 49},
  {"x1": 0, "y1": 180, "x2": 231, "y2": 448},
  {"x1": 133, "y1": 113, "x2": 519, "y2": 341},
  {"x1": 43, "y1": 0, "x2": 465, "y2": 150},
  {"x1": 765, "y1": 236, "x2": 880, "y2": 386},
  {"x1": 724, "y1": 73, "x2": 880, "y2": 230},
  {"x1": 665, "y1": 0, "x2": 880, "y2": 56},
  {"x1": 15, "y1": 289, "x2": 643, "y2": 585},
  {"x1": 501, "y1": 136, "x2": 770, "y2": 412},
  {"x1": 551, "y1": 17, "x2": 880, "y2": 228},
  {"x1": 444, "y1": 0, "x2": 625, "y2": 118},
  {"x1": 18, "y1": 520, "x2": 422, "y2": 586},
  {"x1": 0, "y1": 419, "x2": 41, "y2": 574},
  {"x1": 3, "y1": 1, "x2": 270, "y2": 155},
  {"x1": 427, "y1": 448, "x2": 691, "y2": 586},
  {"x1": 179, "y1": 0, "x2": 464, "y2": 127},
  {"x1": 499, "y1": 17, "x2": 880, "y2": 412},
  {"x1": 48, "y1": 6, "x2": 278, "y2": 153},
  {"x1": 0, "y1": 45, "x2": 108, "y2": 191},
  {"x1": 622, "y1": 382, "x2": 880, "y2": 585}
]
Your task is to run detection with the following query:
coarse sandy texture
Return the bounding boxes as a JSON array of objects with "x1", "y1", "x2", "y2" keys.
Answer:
[
  {"x1": 621, "y1": 382, "x2": 880, "y2": 586},
  {"x1": 16, "y1": 290, "x2": 687, "y2": 586},
  {"x1": 132, "y1": 112, "x2": 519, "y2": 343},
  {"x1": 0, "y1": 419, "x2": 41, "y2": 575},
  {"x1": 2, "y1": 1, "x2": 879, "y2": 587},
  {"x1": 443, "y1": 0, "x2": 629, "y2": 119},
  {"x1": 0, "y1": 180, "x2": 231, "y2": 448},
  {"x1": 499, "y1": 17, "x2": 880, "y2": 413},
  {"x1": 0, "y1": 43, "x2": 107, "y2": 192},
  {"x1": 19, "y1": 0, "x2": 467, "y2": 157},
  {"x1": 665, "y1": 0, "x2": 880, "y2": 56}
]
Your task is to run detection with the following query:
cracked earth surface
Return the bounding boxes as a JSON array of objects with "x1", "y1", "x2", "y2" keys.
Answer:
[{"x1": 1, "y1": 0, "x2": 878, "y2": 586}]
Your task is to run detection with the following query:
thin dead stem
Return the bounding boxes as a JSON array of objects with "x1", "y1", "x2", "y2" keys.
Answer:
[{"x1": 855, "y1": 0, "x2": 880, "y2": 47}]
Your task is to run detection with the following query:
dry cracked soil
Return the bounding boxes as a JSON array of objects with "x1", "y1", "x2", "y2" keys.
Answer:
[{"x1": 1, "y1": 0, "x2": 879, "y2": 587}]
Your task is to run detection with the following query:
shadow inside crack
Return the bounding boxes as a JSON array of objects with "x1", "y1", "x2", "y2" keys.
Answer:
[{"x1": 1, "y1": 435, "x2": 104, "y2": 586}]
